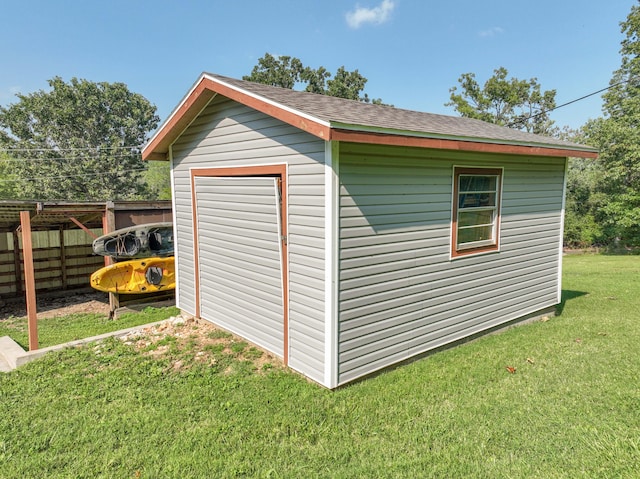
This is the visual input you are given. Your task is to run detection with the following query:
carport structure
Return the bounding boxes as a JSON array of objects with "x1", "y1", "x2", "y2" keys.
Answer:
[
  {"x1": 0, "y1": 201, "x2": 105, "y2": 350},
  {"x1": 0, "y1": 200, "x2": 173, "y2": 350}
]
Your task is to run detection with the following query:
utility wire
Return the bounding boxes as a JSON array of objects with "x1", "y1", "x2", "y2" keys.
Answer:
[
  {"x1": 0, "y1": 153, "x2": 141, "y2": 162},
  {"x1": 0, "y1": 145, "x2": 141, "y2": 152},
  {"x1": 0, "y1": 168, "x2": 147, "y2": 183},
  {"x1": 507, "y1": 76, "x2": 637, "y2": 128}
]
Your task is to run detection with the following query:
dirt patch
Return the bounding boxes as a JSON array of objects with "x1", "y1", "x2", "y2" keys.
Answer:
[
  {"x1": 0, "y1": 291, "x2": 111, "y2": 320},
  {"x1": 0, "y1": 291, "x2": 285, "y2": 374},
  {"x1": 117, "y1": 315, "x2": 285, "y2": 373}
]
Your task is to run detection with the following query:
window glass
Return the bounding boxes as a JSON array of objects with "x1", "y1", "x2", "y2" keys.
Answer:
[
  {"x1": 457, "y1": 225, "x2": 493, "y2": 244},
  {"x1": 452, "y1": 168, "x2": 502, "y2": 256},
  {"x1": 458, "y1": 210, "x2": 494, "y2": 227},
  {"x1": 459, "y1": 175, "x2": 496, "y2": 192},
  {"x1": 458, "y1": 192, "x2": 496, "y2": 209}
]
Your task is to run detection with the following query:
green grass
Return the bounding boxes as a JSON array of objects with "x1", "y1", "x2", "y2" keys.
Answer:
[
  {"x1": 0, "y1": 306, "x2": 180, "y2": 350},
  {"x1": 1, "y1": 255, "x2": 639, "y2": 478}
]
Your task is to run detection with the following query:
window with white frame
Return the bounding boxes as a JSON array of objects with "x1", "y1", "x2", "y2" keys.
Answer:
[{"x1": 452, "y1": 167, "x2": 502, "y2": 257}]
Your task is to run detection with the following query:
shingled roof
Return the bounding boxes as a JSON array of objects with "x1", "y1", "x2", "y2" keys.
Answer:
[{"x1": 143, "y1": 73, "x2": 598, "y2": 161}]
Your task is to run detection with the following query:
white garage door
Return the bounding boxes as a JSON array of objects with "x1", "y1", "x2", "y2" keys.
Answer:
[{"x1": 194, "y1": 176, "x2": 285, "y2": 357}]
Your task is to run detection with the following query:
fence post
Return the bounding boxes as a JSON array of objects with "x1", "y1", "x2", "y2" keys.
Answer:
[{"x1": 20, "y1": 211, "x2": 38, "y2": 351}]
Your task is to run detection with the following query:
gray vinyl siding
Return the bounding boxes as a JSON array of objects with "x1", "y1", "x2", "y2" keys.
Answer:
[
  {"x1": 171, "y1": 96, "x2": 327, "y2": 383},
  {"x1": 337, "y1": 143, "x2": 565, "y2": 384},
  {"x1": 195, "y1": 176, "x2": 284, "y2": 357}
]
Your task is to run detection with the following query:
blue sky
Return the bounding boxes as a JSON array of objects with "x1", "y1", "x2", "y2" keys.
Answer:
[{"x1": 1, "y1": 0, "x2": 636, "y2": 131}]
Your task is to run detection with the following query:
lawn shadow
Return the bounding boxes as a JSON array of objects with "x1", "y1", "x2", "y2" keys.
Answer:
[{"x1": 556, "y1": 289, "x2": 588, "y2": 316}]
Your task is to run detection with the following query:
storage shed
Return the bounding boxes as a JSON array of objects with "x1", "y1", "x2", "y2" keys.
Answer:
[{"x1": 142, "y1": 73, "x2": 597, "y2": 388}]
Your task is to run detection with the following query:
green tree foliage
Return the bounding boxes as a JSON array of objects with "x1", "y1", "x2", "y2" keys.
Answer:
[
  {"x1": 447, "y1": 67, "x2": 557, "y2": 135},
  {"x1": 564, "y1": 157, "x2": 602, "y2": 248},
  {"x1": 300, "y1": 66, "x2": 331, "y2": 94},
  {"x1": 143, "y1": 161, "x2": 172, "y2": 200},
  {"x1": 0, "y1": 151, "x2": 20, "y2": 200},
  {"x1": 581, "y1": 118, "x2": 640, "y2": 246},
  {"x1": 602, "y1": 3, "x2": 640, "y2": 121},
  {"x1": 244, "y1": 53, "x2": 385, "y2": 104},
  {"x1": 0, "y1": 77, "x2": 159, "y2": 201},
  {"x1": 580, "y1": 3, "x2": 640, "y2": 246},
  {"x1": 243, "y1": 54, "x2": 305, "y2": 89}
]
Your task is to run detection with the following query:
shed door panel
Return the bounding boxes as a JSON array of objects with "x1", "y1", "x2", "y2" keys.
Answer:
[{"x1": 195, "y1": 176, "x2": 284, "y2": 357}]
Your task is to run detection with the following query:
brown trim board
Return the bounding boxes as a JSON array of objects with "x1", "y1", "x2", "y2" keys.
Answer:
[
  {"x1": 190, "y1": 164, "x2": 289, "y2": 365},
  {"x1": 143, "y1": 75, "x2": 597, "y2": 161},
  {"x1": 329, "y1": 129, "x2": 598, "y2": 159}
]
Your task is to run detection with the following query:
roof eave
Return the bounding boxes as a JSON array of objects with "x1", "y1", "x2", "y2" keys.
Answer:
[
  {"x1": 142, "y1": 73, "x2": 331, "y2": 161},
  {"x1": 142, "y1": 74, "x2": 599, "y2": 161},
  {"x1": 142, "y1": 73, "x2": 217, "y2": 161},
  {"x1": 329, "y1": 123, "x2": 599, "y2": 159}
]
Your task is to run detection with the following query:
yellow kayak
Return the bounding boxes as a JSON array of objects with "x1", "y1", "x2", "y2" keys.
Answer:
[{"x1": 90, "y1": 257, "x2": 175, "y2": 294}]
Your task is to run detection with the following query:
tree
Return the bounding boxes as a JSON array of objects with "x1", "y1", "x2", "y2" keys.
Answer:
[
  {"x1": 244, "y1": 53, "x2": 385, "y2": 104},
  {"x1": 447, "y1": 67, "x2": 557, "y2": 135},
  {"x1": 300, "y1": 66, "x2": 331, "y2": 94},
  {"x1": 0, "y1": 151, "x2": 20, "y2": 200},
  {"x1": 0, "y1": 77, "x2": 159, "y2": 201},
  {"x1": 579, "y1": 3, "x2": 640, "y2": 246},
  {"x1": 581, "y1": 117, "x2": 640, "y2": 246},
  {"x1": 143, "y1": 161, "x2": 172, "y2": 200},
  {"x1": 326, "y1": 66, "x2": 368, "y2": 101},
  {"x1": 564, "y1": 156, "x2": 602, "y2": 247},
  {"x1": 243, "y1": 53, "x2": 305, "y2": 89},
  {"x1": 602, "y1": 2, "x2": 640, "y2": 122}
]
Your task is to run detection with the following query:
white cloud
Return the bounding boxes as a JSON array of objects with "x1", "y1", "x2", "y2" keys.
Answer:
[
  {"x1": 479, "y1": 27, "x2": 504, "y2": 38},
  {"x1": 346, "y1": 0, "x2": 395, "y2": 29}
]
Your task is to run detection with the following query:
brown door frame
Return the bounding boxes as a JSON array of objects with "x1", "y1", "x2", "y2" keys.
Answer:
[{"x1": 190, "y1": 164, "x2": 289, "y2": 364}]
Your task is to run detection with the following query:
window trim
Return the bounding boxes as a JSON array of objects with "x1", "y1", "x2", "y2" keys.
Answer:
[{"x1": 451, "y1": 166, "x2": 503, "y2": 258}]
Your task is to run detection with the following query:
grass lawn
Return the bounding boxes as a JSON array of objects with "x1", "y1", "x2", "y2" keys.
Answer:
[
  {"x1": 0, "y1": 306, "x2": 181, "y2": 350},
  {"x1": 1, "y1": 254, "x2": 639, "y2": 478}
]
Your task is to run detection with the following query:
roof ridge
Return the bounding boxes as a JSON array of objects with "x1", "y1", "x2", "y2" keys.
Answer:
[
  {"x1": 142, "y1": 72, "x2": 598, "y2": 161},
  {"x1": 203, "y1": 72, "x2": 596, "y2": 152}
]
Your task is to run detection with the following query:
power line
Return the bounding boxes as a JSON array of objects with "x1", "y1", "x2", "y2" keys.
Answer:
[
  {"x1": 0, "y1": 167, "x2": 147, "y2": 183},
  {"x1": 0, "y1": 153, "x2": 141, "y2": 162},
  {"x1": 0, "y1": 145, "x2": 141, "y2": 153},
  {"x1": 508, "y1": 76, "x2": 638, "y2": 128}
]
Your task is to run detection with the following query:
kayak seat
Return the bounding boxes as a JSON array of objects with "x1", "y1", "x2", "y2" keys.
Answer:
[
  {"x1": 105, "y1": 235, "x2": 140, "y2": 257},
  {"x1": 145, "y1": 266, "x2": 163, "y2": 285},
  {"x1": 149, "y1": 232, "x2": 162, "y2": 252}
]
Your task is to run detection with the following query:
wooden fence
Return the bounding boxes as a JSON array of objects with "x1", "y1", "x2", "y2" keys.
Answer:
[{"x1": 0, "y1": 228, "x2": 103, "y2": 298}]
